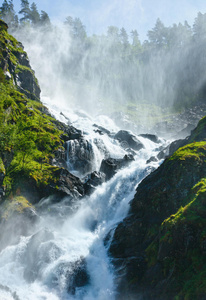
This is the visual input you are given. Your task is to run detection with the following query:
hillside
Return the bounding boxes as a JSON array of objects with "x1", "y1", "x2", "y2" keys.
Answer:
[
  {"x1": 0, "y1": 20, "x2": 85, "y2": 240},
  {"x1": 109, "y1": 116, "x2": 206, "y2": 299}
]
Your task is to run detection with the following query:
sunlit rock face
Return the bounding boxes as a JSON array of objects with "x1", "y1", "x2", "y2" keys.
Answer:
[{"x1": 0, "y1": 20, "x2": 40, "y2": 101}]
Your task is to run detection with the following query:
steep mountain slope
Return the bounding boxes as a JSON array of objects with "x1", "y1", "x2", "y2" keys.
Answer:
[
  {"x1": 109, "y1": 116, "x2": 206, "y2": 299},
  {"x1": 0, "y1": 20, "x2": 85, "y2": 240}
]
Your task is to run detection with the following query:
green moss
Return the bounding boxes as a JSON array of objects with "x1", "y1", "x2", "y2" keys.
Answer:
[
  {"x1": 169, "y1": 142, "x2": 206, "y2": 162},
  {"x1": 157, "y1": 178, "x2": 206, "y2": 298},
  {"x1": 1, "y1": 196, "x2": 33, "y2": 220},
  {"x1": 0, "y1": 75, "x2": 65, "y2": 198},
  {"x1": 162, "y1": 178, "x2": 206, "y2": 229},
  {"x1": 0, "y1": 67, "x2": 6, "y2": 83},
  {"x1": 0, "y1": 158, "x2": 5, "y2": 174},
  {"x1": 15, "y1": 64, "x2": 34, "y2": 74}
]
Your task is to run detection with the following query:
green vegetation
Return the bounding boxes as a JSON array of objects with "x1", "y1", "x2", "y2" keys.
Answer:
[
  {"x1": 0, "y1": 80, "x2": 64, "y2": 196},
  {"x1": 145, "y1": 170, "x2": 206, "y2": 298},
  {"x1": 0, "y1": 20, "x2": 65, "y2": 200},
  {"x1": 169, "y1": 141, "x2": 206, "y2": 162},
  {"x1": 141, "y1": 128, "x2": 206, "y2": 299},
  {"x1": 159, "y1": 179, "x2": 206, "y2": 299},
  {"x1": 1, "y1": 195, "x2": 33, "y2": 220},
  {"x1": 0, "y1": 158, "x2": 5, "y2": 174}
]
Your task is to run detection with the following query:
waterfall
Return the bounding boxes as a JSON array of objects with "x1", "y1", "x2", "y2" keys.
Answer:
[{"x1": 0, "y1": 99, "x2": 167, "y2": 300}]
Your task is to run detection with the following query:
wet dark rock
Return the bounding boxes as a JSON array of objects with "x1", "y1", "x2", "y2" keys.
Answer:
[
  {"x1": 155, "y1": 144, "x2": 170, "y2": 160},
  {"x1": 100, "y1": 155, "x2": 134, "y2": 181},
  {"x1": 114, "y1": 130, "x2": 144, "y2": 151},
  {"x1": 146, "y1": 156, "x2": 158, "y2": 164},
  {"x1": 49, "y1": 258, "x2": 90, "y2": 295},
  {"x1": 93, "y1": 124, "x2": 111, "y2": 135},
  {"x1": 139, "y1": 134, "x2": 161, "y2": 143},
  {"x1": 67, "y1": 258, "x2": 90, "y2": 295},
  {"x1": 52, "y1": 148, "x2": 67, "y2": 169},
  {"x1": 67, "y1": 139, "x2": 94, "y2": 175},
  {"x1": 52, "y1": 120, "x2": 83, "y2": 142},
  {"x1": 125, "y1": 148, "x2": 137, "y2": 156},
  {"x1": 12, "y1": 168, "x2": 84, "y2": 204},
  {"x1": 157, "y1": 149, "x2": 167, "y2": 160},
  {"x1": 49, "y1": 168, "x2": 85, "y2": 199},
  {"x1": 83, "y1": 171, "x2": 106, "y2": 195}
]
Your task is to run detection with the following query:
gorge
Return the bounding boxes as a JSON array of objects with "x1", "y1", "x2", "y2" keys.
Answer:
[{"x1": 0, "y1": 15, "x2": 206, "y2": 300}]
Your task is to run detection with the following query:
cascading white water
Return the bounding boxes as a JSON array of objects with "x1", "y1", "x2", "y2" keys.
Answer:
[{"x1": 0, "y1": 98, "x2": 168, "y2": 300}]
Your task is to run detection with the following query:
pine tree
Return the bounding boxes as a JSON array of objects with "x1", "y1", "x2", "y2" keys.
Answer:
[
  {"x1": 193, "y1": 12, "x2": 206, "y2": 41},
  {"x1": 72, "y1": 18, "x2": 86, "y2": 40},
  {"x1": 40, "y1": 10, "x2": 51, "y2": 26},
  {"x1": 147, "y1": 18, "x2": 168, "y2": 48},
  {"x1": 120, "y1": 27, "x2": 129, "y2": 47},
  {"x1": 19, "y1": 0, "x2": 31, "y2": 23},
  {"x1": 0, "y1": 0, "x2": 10, "y2": 18},
  {"x1": 30, "y1": 2, "x2": 40, "y2": 25},
  {"x1": 0, "y1": 0, "x2": 18, "y2": 28}
]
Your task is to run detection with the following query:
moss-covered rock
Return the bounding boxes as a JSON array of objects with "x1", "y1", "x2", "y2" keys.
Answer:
[
  {"x1": 0, "y1": 19, "x2": 40, "y2": 101},
  {"x1": 109, "y1": 118, "x2": 206, "y2": 299},
  {"x1": 0, "y1": 22, "x2": 87, "y2": 204},
  {"x1": 0, "y1": 195, "x2": 38, "y2": 250},
  {"x1": 0, "y1": 22, "x2": 88, "y2": 252}
]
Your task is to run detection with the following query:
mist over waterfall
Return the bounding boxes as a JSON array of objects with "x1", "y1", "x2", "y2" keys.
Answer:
[
  {"x1": 0, "y1": 100, "x2": 167, "y2": 299},
  {"x1": 1, "y1": 1, "x2": 206, "y2": 299}
]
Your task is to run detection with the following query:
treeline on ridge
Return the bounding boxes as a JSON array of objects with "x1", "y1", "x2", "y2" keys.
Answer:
[{"x1": 1, "y1": 0, "x2": 206, "y2": 112}]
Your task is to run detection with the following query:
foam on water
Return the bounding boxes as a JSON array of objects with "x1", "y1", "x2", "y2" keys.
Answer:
[{"x1": 0, "y1": 97, "x2": 167, "y2": 300}]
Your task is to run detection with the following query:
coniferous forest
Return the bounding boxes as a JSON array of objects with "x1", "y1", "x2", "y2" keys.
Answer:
[{"x1": 1, "y1": 0, "x2": 206, "y2": 114}]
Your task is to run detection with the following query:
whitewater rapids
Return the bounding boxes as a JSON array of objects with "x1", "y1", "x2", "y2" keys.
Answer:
[{"x1": 0, "y1": 99, "x2": 168, "y2": 300}]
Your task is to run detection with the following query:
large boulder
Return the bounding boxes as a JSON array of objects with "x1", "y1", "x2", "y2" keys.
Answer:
[
  {"x1": 100, "y1": 155, "x2": 134, "y2": 181},
  {"x1": 114, "y1": 130, "x2": 144, "y2": 151},
  {"x1": 139, "y1": 133, "x2": 161, "y2": 144},
  {"x1": 83, "y1": 171, "x2": 106, "y2": 195},
  {"x1": 11, "y1": 167, "x2": 85, "y2": 204}
]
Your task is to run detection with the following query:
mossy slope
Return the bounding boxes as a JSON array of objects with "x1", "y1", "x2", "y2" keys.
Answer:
[
  {"x1": 0, "y1": 19, "x2": 40, "y2": 101},
  {"x1": 109, "y1": 116, "x2": 206, "y2": 299},
  {"x1": 0, "y1": 20, "x2": 84, "y2": 210}
]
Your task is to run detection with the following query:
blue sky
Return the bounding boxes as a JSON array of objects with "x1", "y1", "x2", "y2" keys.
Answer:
[{"x1": 12, "y1": 0, "x2": 206, "y2": 40}]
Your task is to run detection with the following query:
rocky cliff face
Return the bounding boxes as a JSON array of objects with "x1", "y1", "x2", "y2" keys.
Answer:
[
  {"x1": 0, "y1": 20, "x2": 40, "y2": 101},
  {"x1": 109, "y1": 116, "x2": 206, "y2": 300},
  {"x1": 0, "y1": 20, "x2": 87, "y2": 249}
]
